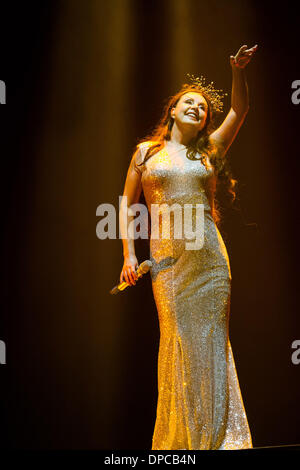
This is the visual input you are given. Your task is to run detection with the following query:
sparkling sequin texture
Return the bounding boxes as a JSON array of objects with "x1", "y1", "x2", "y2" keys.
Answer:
[{"x1": 135, "y1": 141, "x2": 253, "y2": 450}]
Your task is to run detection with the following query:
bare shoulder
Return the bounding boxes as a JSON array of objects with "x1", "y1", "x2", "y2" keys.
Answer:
[
  {"x1": 137, "y1": 140, "x2": 159, "y2": 149},
  {"x1": 136, "y1": 140, "x2": 157, "y2": 164},
  {"x1": 131, "y1": 141, "x2": 152, "y2": 175},
  {"x1": 137, "y1": 140, "x2": 157, "y2": 152}
]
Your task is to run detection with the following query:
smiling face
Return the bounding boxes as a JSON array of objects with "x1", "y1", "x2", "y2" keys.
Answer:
[{"x1": 170, "y1": 92, "x2": 209, "y2": 133}]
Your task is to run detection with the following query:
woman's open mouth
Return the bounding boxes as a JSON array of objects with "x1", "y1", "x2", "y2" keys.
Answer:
[{"x1": 186, "y1": 112, "x2": 199, "y2": 120}]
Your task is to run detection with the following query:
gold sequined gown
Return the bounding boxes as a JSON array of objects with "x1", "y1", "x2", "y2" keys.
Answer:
[{"x1": 135, "y1": 141, "x2": 253, "y2": 450}]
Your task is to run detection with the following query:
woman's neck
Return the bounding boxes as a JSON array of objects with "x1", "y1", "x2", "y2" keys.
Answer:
[{"x1": 169, "y1": 122, "x2": 198, "y2": 146}]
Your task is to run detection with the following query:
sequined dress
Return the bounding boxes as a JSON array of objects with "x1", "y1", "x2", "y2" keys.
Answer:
[{"x1": 134, "y1": 141, "x2": 253, "y2": 450}]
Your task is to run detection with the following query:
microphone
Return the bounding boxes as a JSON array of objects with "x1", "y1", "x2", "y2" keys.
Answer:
[{"x1": 109, "y1": 260, "x2": 152, "y2": 295}]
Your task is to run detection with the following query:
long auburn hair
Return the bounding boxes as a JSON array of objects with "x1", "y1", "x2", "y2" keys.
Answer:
[{"x1": 135, "y1": 85, "x2": 238, "y2": 227}]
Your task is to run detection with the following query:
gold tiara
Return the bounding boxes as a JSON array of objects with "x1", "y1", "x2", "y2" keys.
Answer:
[{"x1": 184, "y1": 73, "x2": 228, "y2": 113}]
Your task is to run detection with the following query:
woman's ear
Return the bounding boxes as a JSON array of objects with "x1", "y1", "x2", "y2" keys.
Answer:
[{"x1": 171, "y1": 107, "x2": 175, "y2": 119}]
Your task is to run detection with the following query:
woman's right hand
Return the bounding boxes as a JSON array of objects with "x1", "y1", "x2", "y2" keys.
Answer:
[{"x1": 120, "y1": 254, "x2": 139, "y2": 286}]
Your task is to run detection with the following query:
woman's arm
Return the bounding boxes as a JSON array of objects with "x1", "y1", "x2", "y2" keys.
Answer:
[
  {"x1": 119, "y1": 146, "x2": 144, "y2": 286},
  {"x1": 209, "y1": 44, "x2": 258, "y2": 157}
]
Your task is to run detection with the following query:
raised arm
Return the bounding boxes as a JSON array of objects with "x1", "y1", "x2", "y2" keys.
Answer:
[
  {"x1": 209, "y1": 44, "x2": 258, "y2": 157},
  {"x1": 119, "y1": 146, "x2": 144, "y2": 286}
]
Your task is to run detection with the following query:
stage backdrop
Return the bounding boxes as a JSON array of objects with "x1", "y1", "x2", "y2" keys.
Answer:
[{"x1": 1, "y1": 0, "x2": 299, "y2": 449}]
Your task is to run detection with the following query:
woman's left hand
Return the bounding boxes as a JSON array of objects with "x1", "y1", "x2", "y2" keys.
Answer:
[{"x1": 230, "y1": 44, "x2": 258, "y2": 69}]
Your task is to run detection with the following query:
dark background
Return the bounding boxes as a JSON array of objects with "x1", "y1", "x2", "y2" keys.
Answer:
[{"x1": 0, "y1": 0, "x2": 299, "y2": 449}]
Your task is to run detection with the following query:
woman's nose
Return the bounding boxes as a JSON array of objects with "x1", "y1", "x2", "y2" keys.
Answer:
[{"x1": 189, "y1": 107, "x2": 199, "y2": 115}]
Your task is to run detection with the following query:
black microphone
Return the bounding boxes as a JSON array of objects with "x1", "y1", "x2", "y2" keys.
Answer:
[{"x1": 109, "y1": 260, "x2": 152, "y2": 295}]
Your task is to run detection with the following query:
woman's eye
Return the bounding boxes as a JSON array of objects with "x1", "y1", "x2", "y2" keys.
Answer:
[{"x1": 185, "y1": 100, "x2": 204, "y2": 109}]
